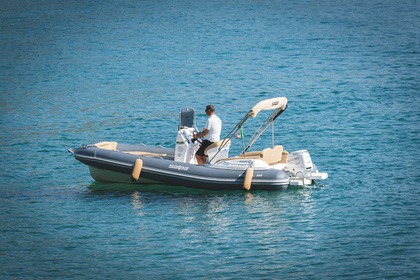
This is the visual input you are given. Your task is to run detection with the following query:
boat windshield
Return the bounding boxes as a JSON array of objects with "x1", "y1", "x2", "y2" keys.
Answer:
[{"x1": 179, "y1": 107, "x2": 197, "y2": 130}]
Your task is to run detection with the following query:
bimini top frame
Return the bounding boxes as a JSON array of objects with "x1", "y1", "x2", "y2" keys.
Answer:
[{"x1": 209, "y1": 97, "x2": 288, "y2": 163}]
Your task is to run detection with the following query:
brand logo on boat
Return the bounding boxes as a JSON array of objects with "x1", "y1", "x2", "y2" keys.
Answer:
[
  {"x1": 272, "y1": 101, "x2": 279, "y2": 106},
  {"x1": 169, "y1": 164, "x2": 189, "y2": 171}
]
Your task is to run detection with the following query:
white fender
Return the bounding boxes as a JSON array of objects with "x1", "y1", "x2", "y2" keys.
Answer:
[
  {"x1": 132, "y1": 158, "x2": 143, "y2": 181},
  {"x1": 243, "y1": 167, "x2": 254, "y2": 190}
]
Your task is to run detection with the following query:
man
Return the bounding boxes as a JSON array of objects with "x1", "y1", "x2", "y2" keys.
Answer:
[{"x1": 194, "y1": 105, "x2": 222, "y2": 165}]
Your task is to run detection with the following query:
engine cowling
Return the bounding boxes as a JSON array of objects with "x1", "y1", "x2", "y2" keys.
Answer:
[{"x1": 286, "y1": 150, "x2": 313, "y2": 174}]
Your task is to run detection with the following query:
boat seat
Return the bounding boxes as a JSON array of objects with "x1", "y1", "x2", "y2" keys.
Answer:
[
  {"x1": 93, "y1": 142, "x2": 168, "y2": 157},
  {"x1": 94, "y1": 141, "x2": 118, "y2": 151},
  {"x1": 244, "y1": 150, "x2": 264, "y2": 157},
  {"x1": 204, "y1": 140, "x2": 231, "y2": 156},
  {"x1": 242, "y1": 145, "x2": 287, "y2": 165},
  {"x1": 280, "y1": 150, "x2": 289, "y2": 164}
]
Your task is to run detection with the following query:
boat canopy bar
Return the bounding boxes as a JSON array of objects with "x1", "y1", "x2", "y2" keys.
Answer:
[
  {"x1": 242, "y1": 104, "x2": 287, "y2": 153},
  {"x1": 210, "y1": 97, "x2": 288, "y2": 162},
  {"x1": 247, "y1": 97, "x2": 288, "y2": 118}
]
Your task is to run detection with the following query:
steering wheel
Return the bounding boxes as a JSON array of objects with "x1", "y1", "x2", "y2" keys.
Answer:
[{"x1": 192, "y1": 130, "x2": 202, "y2": 144}]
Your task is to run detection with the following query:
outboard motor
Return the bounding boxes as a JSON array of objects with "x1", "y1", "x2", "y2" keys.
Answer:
[
  {"x1": 286, "y1": 150, "x2": 313, "y2": 174},
  {"x1": 175, "y1": 107, "x2": 199, "y2": 164}
]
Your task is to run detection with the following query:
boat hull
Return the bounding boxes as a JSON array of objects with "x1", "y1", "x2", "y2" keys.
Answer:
[{"x1": 72, "y1": 145, "x2": 289, "y2": 191}]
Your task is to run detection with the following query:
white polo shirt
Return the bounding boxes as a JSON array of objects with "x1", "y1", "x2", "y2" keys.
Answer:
[{"x1": 204, "y1": 114, "x2": 222, "y2": 142}]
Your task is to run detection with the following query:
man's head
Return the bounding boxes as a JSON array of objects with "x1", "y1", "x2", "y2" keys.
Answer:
[{"x1": 205, "y1": 105, "x2": 215, "y2": 115}]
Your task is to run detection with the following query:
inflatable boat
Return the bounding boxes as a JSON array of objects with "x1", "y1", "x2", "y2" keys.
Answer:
[{"x1": 69, "y1": 97, "x2": 328, "y2": 190}]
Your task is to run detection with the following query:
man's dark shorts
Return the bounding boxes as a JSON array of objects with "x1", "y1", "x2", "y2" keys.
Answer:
[{"x1": 196, "y1": 140, "x2": 214, "y2": 157}]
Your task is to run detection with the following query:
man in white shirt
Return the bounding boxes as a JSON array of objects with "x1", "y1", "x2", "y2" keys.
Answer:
[{"x1": 194, "y1": 105, "x2": 222, "y2": 165}]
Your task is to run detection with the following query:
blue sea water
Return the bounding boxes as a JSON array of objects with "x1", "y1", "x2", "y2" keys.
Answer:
[{"x1": 1, "y1": 0, "x2": 419, "y2": 279}]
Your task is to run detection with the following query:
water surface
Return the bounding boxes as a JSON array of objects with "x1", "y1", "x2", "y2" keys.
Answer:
[{"x1": 1, "y1": 0, "x2": 419, "y2": 279}]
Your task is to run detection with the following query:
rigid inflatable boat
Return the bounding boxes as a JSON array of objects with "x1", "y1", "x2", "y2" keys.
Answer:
[{"x1": 69, "y1": 97, "x2": 328, "y2": 190}]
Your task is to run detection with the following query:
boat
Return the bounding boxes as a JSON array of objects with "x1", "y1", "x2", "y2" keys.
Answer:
[{"x1": 69, "y1": 97, "x2": 328, "y2": 190}]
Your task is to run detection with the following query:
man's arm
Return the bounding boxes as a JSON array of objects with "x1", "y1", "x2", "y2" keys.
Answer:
[{"x1": 195, "y1": 129, "x2": 209, "y2": 138}]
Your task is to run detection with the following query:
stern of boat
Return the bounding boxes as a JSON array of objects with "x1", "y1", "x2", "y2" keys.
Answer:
[{"x1": 285, "y1": 150, "x2": 328, "y2": 186}]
